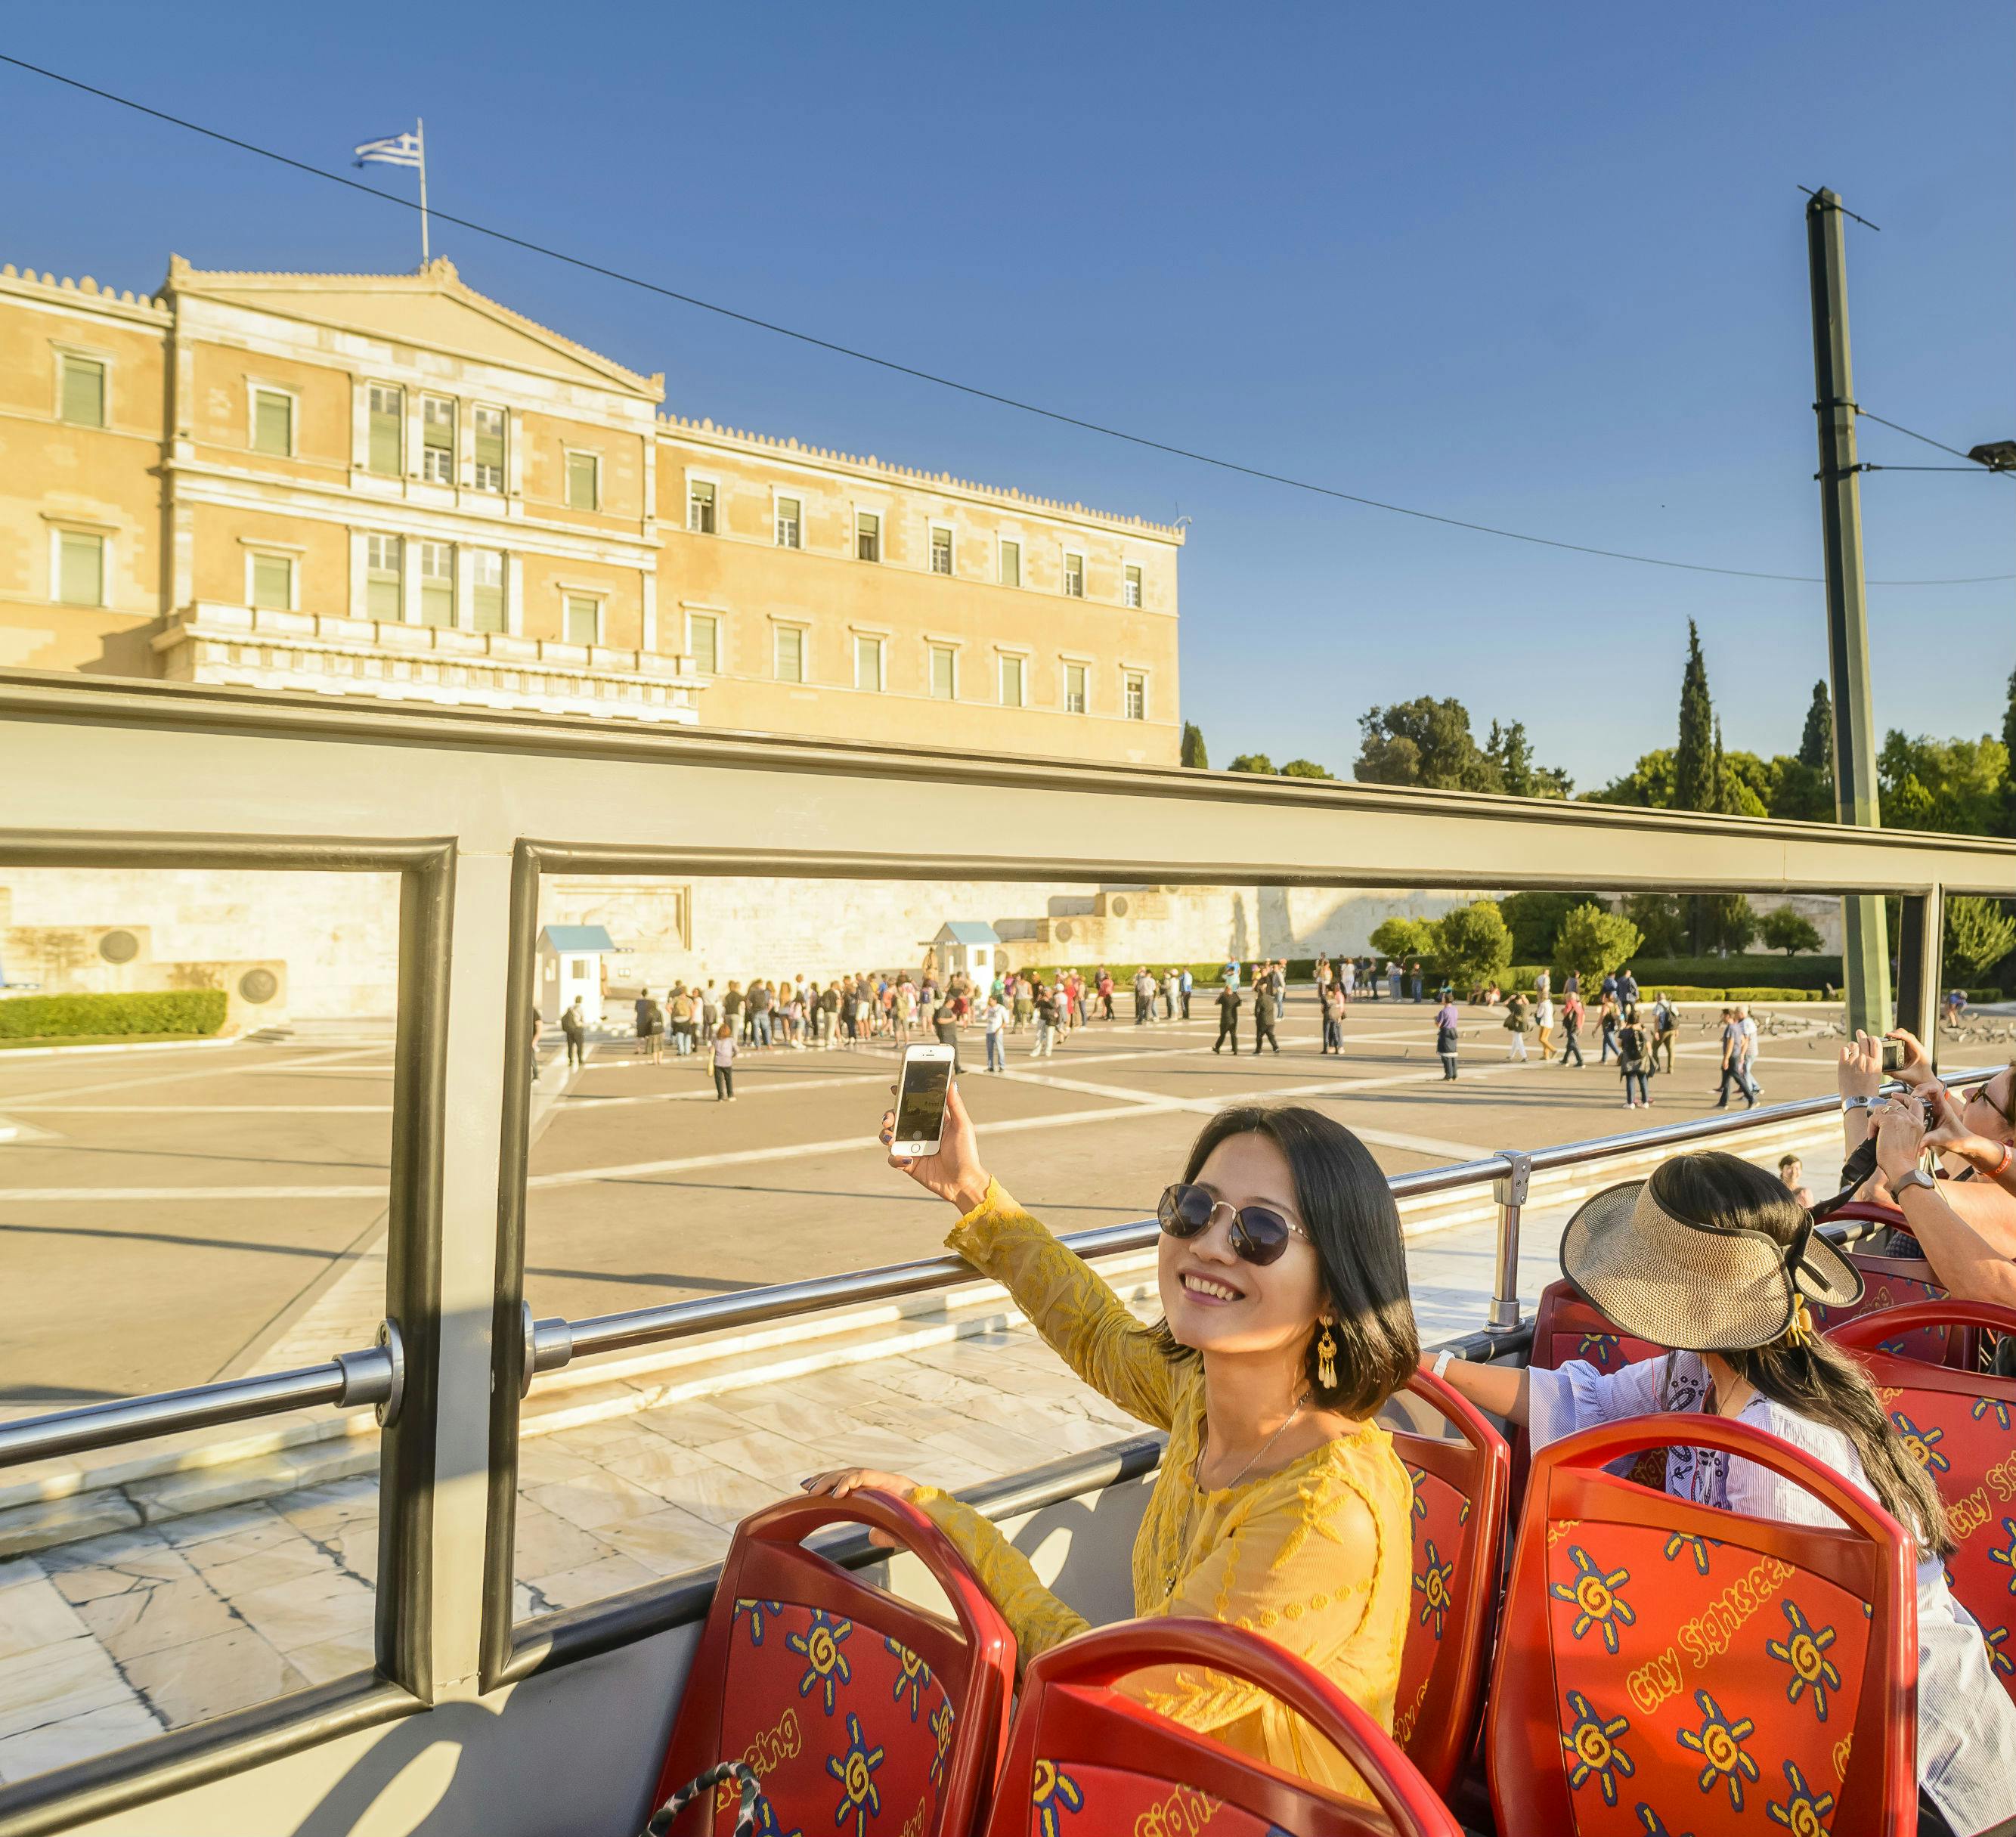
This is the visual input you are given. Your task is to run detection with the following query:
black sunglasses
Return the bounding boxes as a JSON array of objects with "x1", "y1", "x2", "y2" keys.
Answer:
[{"x1": 1157, "y1": 1182, "x2": 1310, "y2": 1266}]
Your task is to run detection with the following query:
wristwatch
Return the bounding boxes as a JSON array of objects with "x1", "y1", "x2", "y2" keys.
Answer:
[
  {"x1": 1841, "y1": 1095, "x2": 1881, "y2": 1114},
  {"x1": 1891, "y1": 1168, "x2": 1938, "y2": 1197},
  {"x1": 1431, "y1": 1349, "x2": 1457, "y2": 1380}
]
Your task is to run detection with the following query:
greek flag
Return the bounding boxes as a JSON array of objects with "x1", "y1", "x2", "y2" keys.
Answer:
[{"x1": 354, "y1": 130, "x2": 422, "y2": 169}]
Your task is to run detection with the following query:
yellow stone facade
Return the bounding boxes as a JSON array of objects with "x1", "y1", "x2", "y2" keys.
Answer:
[{"x1": 0, "y1": 256, "x2": 1182, "y2": 762}]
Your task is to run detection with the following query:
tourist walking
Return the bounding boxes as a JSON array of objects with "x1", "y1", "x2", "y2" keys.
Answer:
[
  {"x1": 1737, "y1": 1004, "x2": 1763, "y2": 1098},
  {"x1": 1030, "y1": 984, "x2": 1058, "y2": 1058},
  {"x1": 1558, "y1": 989, "x2": 1585, "y2": 1067},
  {"x1": 710, "y1": 1021, "x2": 737, "y2": 1101},
  {"x1": 934, "y1": 993, "x2": 962, "y2": 1073},
  {"x1": 983, "y1": 992, "x2": 1008, "y2": 1072},
  {"x1": 1212, "y1": 980, "x2": 1241, "y2": 1054},
  {"x1": 1321, "y1": 981, "x2": 1346, "y2": 1055},
  {"x1": 1388, "y1": 959, "x2": 1403, "y2": 1000},
  {"x1": 1252, "y1": 982, "x2": 1281, "y2": 1055},
  {"x1": 1532, "y1": 992, "x2": 1554, "y2": 1061},
  {"x1": 1503, "y1": 990, "x2": 1531, "y2": 1061},
  {"x1": 1597, "y1": 993, "x2": 1620, "y2": 1064},
  {"x1": 633, "y1": 991, "x2": 652, "y2": 1057},
  {"x1": 1618, "y1": 965, "x2": 1640, "y2": 1009},
  {"x1": 1408, "y1": 961, "x2": 1423, "y2": 1001},
  {"x1": 1178, "y1": 965, "x2": 1193, "y2": 1019},
  {"x1": 1713, "y1": 1007, "x2": 1757, "y2": 1108},
  {"x1": 644, "y1": 991, "x2": 665, "y2": 1064},
  {"x1": 1650, "y1": 993, "x2": 1677, "y2": 1073},
  {"x1": 1618, "y1": 1005, "x2": 1652, "y2": 1108},
  {"x1": 1435, "y1": 995, "x2": 1460, "y2": 1080},
  {"x1": 670, "y1": 985, "x2": 695, "y2": 1055},
  {"x1": 561, "y1": 996, "x2": 586, "y2": 1070}
]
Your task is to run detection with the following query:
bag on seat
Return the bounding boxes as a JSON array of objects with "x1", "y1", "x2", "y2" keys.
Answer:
[
  {"x1": 648, "y1": 1488, "x2": 1014, "y2": 1837},
  {"x1": 974, "y1": 1616, "x2": 1461, "y2": 1837},
  {"x1": 1488, "y1": 1412, "x2": 1918, "y2": 1837}
]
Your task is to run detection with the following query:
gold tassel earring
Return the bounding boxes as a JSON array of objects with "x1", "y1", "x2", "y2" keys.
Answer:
[
  {"x1": 1316, "y1": 1321, "x2": 1338, "y2": 1391},
  {"x1": 1785, "y1": 1296, "x2": 1816, "y2": 1349}
]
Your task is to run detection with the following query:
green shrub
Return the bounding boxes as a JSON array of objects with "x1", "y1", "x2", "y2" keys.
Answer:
[
  {"x1": 0, "y1": 990, "x2": 228, "y2": 1039},
  {"x1": 1557, "y1": 902, "x2": 1646, "y2": 991},
  {"x1": 1432, "y1": 900, "x2": 1513, "y2": 993},
  {"x1": 1625, "y1": 955, "x2": 1844, "y2": 990}
]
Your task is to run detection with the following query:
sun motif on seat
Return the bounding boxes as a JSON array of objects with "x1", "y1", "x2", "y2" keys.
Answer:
[
  {"x1": 1765, "y1": 1600, "x2": 1843, "y2": 1721},
  {"x1": 1578, "y1": 1331, "x2": 1622, "y2": 1368},
  {"x1": 1559, "y1": 1689, "x2": 1635, "y2": 1806},
  {"x1": 1414, "y1": 1538, "x2": 1456, "y2": 1639},
  {"x1": 1632, "y1": 1805, "x2": 1694, "y2": 1837},
  {"x1": 1404, "y1": 1463, "x2": 1429, "y2": 1522},
  {"x1": 1990, "y1": 1519, "x2": 2016, "y2": 1596},
  {"x1": 1974, "y1": 1394, "x2": 2013, "y2": 1432},
  {"x1": 927, "y1": 1699, "x2": 956, "y2": 1788},
  {"x1": 1551, "y1": 1544, "x2": 1637, "y2": 1654},
  {"x1": 787, "y1": 1610, "x2": 854, "y2": 1714},
  {"x1": 1887, "y1": 1410, "x2": 1950, "y2": 1475},
  {"x1": 884, "y1": 1636, "x2": 933, "y2": 1721},
  {"x1": 824, "y1": 1712, "x2": 884, "y2": 1837},
  {"x1": 1030, "y1": 1758, "x2": 1085, "y2": 1837},
  {"x1": 733, "y1": 1597, "x2": 787, "y2": 1646},
  {"x1": 1677, "y1": 1690, "x2": 1760, "y2": 1811},
  {"x1": 1764, "y1": 1759, "x2": 1836, "y2": 1837},
  {"x1": 749, "y1": 1791, "x2": 805, "y2": 1837},
  {"x1": 1661, "y1": 1532, "x2": 1712, "y2": 1577}
]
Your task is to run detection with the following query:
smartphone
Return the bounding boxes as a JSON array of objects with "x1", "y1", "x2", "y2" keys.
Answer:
[
  {"x1": 1881, "y1": 1039, "x2": 1904, "y2": 1074},
  {"x1": 893, "y1": 1044, "x2": 955, "y2": 1157}
]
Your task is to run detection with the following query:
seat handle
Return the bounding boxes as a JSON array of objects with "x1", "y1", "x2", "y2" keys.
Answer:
[{"x1": 1826, "y1": 1294, "x2": 2016, "y2": 1351}]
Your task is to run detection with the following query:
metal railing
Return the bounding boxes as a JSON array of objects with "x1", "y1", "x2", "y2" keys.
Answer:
[{"x1": 1, "y1": 1069, "x2": 1989, "y2": 1472}]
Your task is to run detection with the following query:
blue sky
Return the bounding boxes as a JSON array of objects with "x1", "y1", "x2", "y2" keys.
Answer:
[{"x1": 5, "y1": 4, "x2": 2010, "y2": 787}]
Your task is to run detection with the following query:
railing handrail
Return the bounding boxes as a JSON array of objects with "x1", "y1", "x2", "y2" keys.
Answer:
[{"x1": 1, "y1": 1070, "x2": 1990, "y2": 1469}]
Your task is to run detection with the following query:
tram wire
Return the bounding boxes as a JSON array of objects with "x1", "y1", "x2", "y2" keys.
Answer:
[{"x1": 4, "y1": 50, "x2": 2011, "y2": 590}]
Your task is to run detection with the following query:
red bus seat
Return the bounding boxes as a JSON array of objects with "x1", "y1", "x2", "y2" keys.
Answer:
[
  {"x1": 1829, "y1": 1297, "x2": 2016, "y2": 1705},
  {"x1": 1812, "y1": 1203, "x2": 1975, "y2": 1369},
  {"x1": 1489, "y1": 1414, "x2": 1918, "y2": 1837},
  {"x1": 650, "y1": 1488, "x2": 1013, "y2": 1837},
  {"x1": 1389, "y1": 1365, "x2": 1510, "y2": 1795},
  {"x1": 975, "y1": 1617, "x2": 1461, "y2": 1837},
  {"x1": 1530, "y1": 1278, "x2": 1666, "y2": 1376}
]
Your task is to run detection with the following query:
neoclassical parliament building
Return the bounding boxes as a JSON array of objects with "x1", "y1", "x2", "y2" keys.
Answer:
[{"x1": 0, "y1": 252, "x2": 1182, "y2": 762}]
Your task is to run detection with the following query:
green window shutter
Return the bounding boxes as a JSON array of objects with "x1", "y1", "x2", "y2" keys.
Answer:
[
  {"x1": 1000, "y1": 541, "x2": 1020, "y2": 588},
  {"x1": 565, "y1": 596, "x2": 599, "y2": 646},
  {"x1": 58, "y1": 532, "x2": 104, "y2": 607},
  {"x1": 251, "y1": 553, "x2": 292, "y2": 609},
  {"x1": 61, "y1": 358, "x2": 105, "y2": 428},
  {"x1": 368, "y1": 389, "x2": 403, "y2": 474},
  {"x1": 689, "y1": 616, "x2": 718, "y2": 674},
  {"x1": 253, "y1": 391, "x2": 293, "y2": 456},
  {"x1": 775, "y1": 625, "x2": 803, "y2": 681},
  {"x1": 567, "y1": 452, "x2": 599, "y2": 510},
  {"x1": 473, "y1": 407, "x2": 505, "y2": 488},
  {"x1": 931, "y1": 646, "x2": 955, "y2": 699}
]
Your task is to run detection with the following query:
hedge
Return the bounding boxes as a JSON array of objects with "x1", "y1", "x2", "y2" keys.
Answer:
[{"x1": 0, "y1": 990, "x2": 228, "y2": 1039}]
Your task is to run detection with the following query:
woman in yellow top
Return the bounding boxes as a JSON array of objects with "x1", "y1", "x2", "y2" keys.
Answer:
[{"x1": 802, "y1": 1086, "x2": 1420, "y2": 1801}]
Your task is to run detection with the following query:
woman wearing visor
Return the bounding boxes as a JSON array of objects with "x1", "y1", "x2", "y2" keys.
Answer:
[
  {"x1": 1432, "y1": 1151, "x2": 2016, "y2": 1837},
  {"x1": 803, "y1": 1086, "x2": 1420, "y2": 1804}
]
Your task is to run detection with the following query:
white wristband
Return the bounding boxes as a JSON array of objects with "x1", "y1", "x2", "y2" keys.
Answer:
[{"x1": 1432, "y1": 1349, "x2": 1456, "y2": 1381}]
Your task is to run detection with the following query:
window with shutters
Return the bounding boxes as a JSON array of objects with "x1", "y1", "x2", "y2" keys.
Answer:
[
  {"x1": 365, "y1": 533, "x2": 403, "y2": 621},
  {"x1": 472, "y1": 548, "x2": 506, "y2": 633},
  {"x1": 774, "y1": 496, "x2": 801, "y2": 549},
  {"x1": 854, "y1": 634, "x2": 884, "y2": 691},
  {"x1": 1125, "y1": 673, "x2": 1147, "y2": 720},
  {"x1": 367, "y1": 384, "x2": 404, "y2": 475},
  {"x1": 773, "y1": 624, "x2": 804, "y2": 682},
  {"x1": 687, "y1": 479, "x2": 717, "y2": 534},
  {"x1": 930, "y1": 525, "x2": 953, "y2": 575},
  {"x1": 421, "y1": 396, "x2": 455, "y2": 483},
  {"x1": 56, "y1": 530, "x2": 105, "y2": 608},
  {"x1": 59, "y1": 355, "x2": 105, "y2": 428},
  {"x1": 999, "y1": 653, "x2": 1025, "y2": 708},
  {"x1": 999, "y1": 539, "x2": 1020, "y2": 588},
  {"x1": 249, "y1": 551, "x2": 293, "y2": 611},
  {"x1": 565, "y1": 450, "x2": 600, "y2": 510},
  {"x1": 419, "y1": 541, "x2": 455, "y2": 627},
  {"x1": 1063, "y1": 551, "x2": 1085, "y2": 598},
  {"x1": 856, "y1": 511, "x2": 881, "y2": 562},
  {"x1": 252, "y1": 387, "x2": 294, "y2": 457},
  {"x1": 1124, "y1": 564, "x2": 1143, "y2": 608},
  {"x1": 473, "y1": 405, "x2": 506, "y2": 492},
  {"x1": 687, "y1": 613, "x2": 719, "y2": 675},
  {"x1": 564, "y1": 595, "x2": 600, "y2": 646},
  {"x1": 930, "y1": 645, "x2": 956, "y2": 700},
  {"x1": 1065, "y1": 662, "x2": 1088, "y2": 714}
]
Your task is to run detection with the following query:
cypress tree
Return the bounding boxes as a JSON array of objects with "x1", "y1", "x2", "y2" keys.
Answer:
[
  {"x1": 1674, "y1": 620, "x2": 1716, "y2": 813},
  {"x1": 1180, "y1": 721, "x2": 1209, "y2": 770},
  {"x1": 1798, "y1": 680, "x2": 1834, "y2": 771}
]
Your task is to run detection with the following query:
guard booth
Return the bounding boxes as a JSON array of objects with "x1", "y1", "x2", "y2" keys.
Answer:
[
  {"x1": 933, "y1": 918, "x2": 999, "y2": 986},
  {"x1": 537, "y1": 924, "x2": 614, "y2": 1026}
]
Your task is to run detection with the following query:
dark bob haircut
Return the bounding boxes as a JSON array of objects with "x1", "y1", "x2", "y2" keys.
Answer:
[{"x1": 1163, "y1": 1103, "x2": 1420, "y2": 1418}]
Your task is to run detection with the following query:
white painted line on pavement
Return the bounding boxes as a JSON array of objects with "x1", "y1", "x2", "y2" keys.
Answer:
[
  {"x1": 0, "y1": 1045, "x2": 390, "y2": 1105},
  {"x1": 0, "y1": 1183, "x2": 388, "y2": 1200},
  {"x1": 5, "y1": 1104, "x2": 394, "y2": 1114}
]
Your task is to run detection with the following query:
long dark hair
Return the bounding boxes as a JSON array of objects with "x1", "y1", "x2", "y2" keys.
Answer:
[
  {"x1": 1655, "y1": 1154, "x2": 1954, "y2": 1557},
  {"x1": 1156, "y1": 1104, "x2": 1420, "y2": 1418}
]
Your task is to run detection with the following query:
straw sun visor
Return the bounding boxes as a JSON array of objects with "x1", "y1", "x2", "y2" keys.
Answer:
[{"x1": 1559, "y1": 1179, "x2": 1863, "y2": 1353}]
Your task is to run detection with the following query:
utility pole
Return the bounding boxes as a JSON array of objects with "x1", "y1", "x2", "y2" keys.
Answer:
[{"x1": 1806, "y1": 187, "x2": 1891, "y2": 1040}]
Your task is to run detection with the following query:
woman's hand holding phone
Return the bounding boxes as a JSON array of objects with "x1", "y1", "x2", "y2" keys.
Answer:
[{"x1": 881, "y1": 1077, "x2": 990, "y2": 1214}]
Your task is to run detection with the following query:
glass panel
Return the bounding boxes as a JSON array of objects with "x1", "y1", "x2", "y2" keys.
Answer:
[
  {"x1": 774, "y1": 625, "x2": 803, "y2": 682},
  {"x1": 367, "y1": 385, "x2": 402, "y2": 475},
  {"x1": 1066, "y1": 664, "x2": 1087, "y2": 714},
  {"x1": 253, "y1": 390, "x2": 293, "y2": 457},
  {"x1": 687, "y1": 481, "x2": 716, "y2": 534},
  {"x1": 567, "y1": 452, "x2": 599, "y2": 510},
  {"x1": 60, "y1": 356, "x2": 105, "y2": 429},
  {"x1": 365, "y1": 534, "x2": 401, "y2": 622},
  {"x1": 854, "y1": 634, "x2": 881, "y2": 690},
  {"x1": 0, "y1": 865, "x2": 401, "y2": 1770},
  {"x1": 472, "y1": 549, "x2": 506, "y2": 634},
  {"x1": 856, "y1": 512, "x2": 879, "y2": 562},
  {"x1": 57, "y1": 532, "x2": 104, "y2": 608},
  {"x1": 931, "y1": 527, "x2": 952, "y2": 575},
  {"x1": 689, "y1": 615, "x2": 717, "y2": 674},
  {"x1": 419, "y1": 543, "x2": 454, "y2": 627},
  {"x1": 473, "y1": 405, "x2": 506, "y2": 491},
  {"x1": 1000, "y1": 654, "x2": 1023, "y2": 706},
  {"x1": 1124, "y1": 565, "x2": 1143, "y2": 608},
  {"x1": 999, "y1": 540, "x2": 1020, "y2": 587},
  {"x1": 775, "y1": 497, "x2": 801, "y2": 548},
  {"x1": 421, "y1": 397, "x2": 454, "y2": 485},
  {"x1": 1064, "y1": 553, "x2": 1084, "y2": 597},
  {"x1": 251, "y1": 553, "x2": 292, "y2": 611},
  {"x1": 565, "y1": 596, "x2": 599, "y2": 646},
  {"x1": 930, "y1": 646, "x2": 955, "y2": 699},
  {"x1": 1126, "y1": 675, "x2": 1146, "y2": 720}
]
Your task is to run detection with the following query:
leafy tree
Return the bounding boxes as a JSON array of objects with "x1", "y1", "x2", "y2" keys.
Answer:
[
  {"x1": 1674, "y1": 620, "x2": 1716, "y2": 813},
  {"x1": 1769, "y1": 756, "x2": 1833, "y2": 822},
  {"x1": 1586, "y1": 748, "x2": 1677, "y2": 808},
  {"x1": 1500, "y1": 891, "x2": 1578, "y2": 962},
  {"x1": 1484, "y1": 720, "x2": 1573, "y2": 799},
  {"x1": 1879, "y1": 731, "x2": 2009, "y2": 835},
  {"x1": 1622, "y1": 893, "x2": 1688, "y2": 956},
  {"x1": 1355, "y1": 698, "x2": 1499, "y2": 791},
  {"x1": 1943, "y1": 896, "x2": 2016, "y2": 984},
  {"x1": 1799, "y1": 680, "x2": 1833, "y2": 772},
  {"x1": 1556, "y1": 902, "x2": 1644, "y2": 990},
  {"x1": 1227, "y1": 753, "x2": 1275, "y2": 775},
  {"x1": 1721, "y1": 748, "x2": 1775, "y2": 819},
  {"x1": 1180, "y1": 722, "x2": 1209, "y2": 770},
  {"x1": 1699, "y1": 893, "x2": 1758, "y2": 955},
  {"x1": 1431, "y1": 900, "x2": 1513, "y2": 992},
  {"x1": 1369, "y1": 916, "x2": 1436, "y2": 961},
  {"x1": 2002, "y1": 668, "x2": 2016, "y2": 839},
  {"x1": 1280, "y1": 758, "x2": 1335, "y2": 779},
  {"x1": 1759, "y1": 906, "x2": 1824, "y2": 956}
]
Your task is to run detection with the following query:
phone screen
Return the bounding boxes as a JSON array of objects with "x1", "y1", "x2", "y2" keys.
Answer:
[{"x1": 895, "y1": 1057, "x2": 951, "y2": 1143}]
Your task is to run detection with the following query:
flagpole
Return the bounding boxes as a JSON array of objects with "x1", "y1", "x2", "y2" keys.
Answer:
[{"x1": 416, "y1": 117, "x2": 430, "y2": 267}]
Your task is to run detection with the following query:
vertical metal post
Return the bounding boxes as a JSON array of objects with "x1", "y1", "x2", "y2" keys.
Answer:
[
  {"x1": 1894, "y1": 888, "x2": 1943, "y2": 1070},
  {"x1": 1807, "y1": 187, "x2": 1891, "y2": 1040},
  {"x1": 1489, "y1": 1151, "x2": 1531, "y2": 1331}
]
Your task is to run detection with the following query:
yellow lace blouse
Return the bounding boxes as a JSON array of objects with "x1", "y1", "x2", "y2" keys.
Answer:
[{"x1": 908, "y1": 1180, "x2": 1413, "y2": 1802}]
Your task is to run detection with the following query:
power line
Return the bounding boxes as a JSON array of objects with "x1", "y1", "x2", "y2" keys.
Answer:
[
  {"x1": 1857, "y1": 406, "x2": 2014, "y2": 473},
  {"x1": 6, "y1": 51, "x2": 2011, "y2": 590}
]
